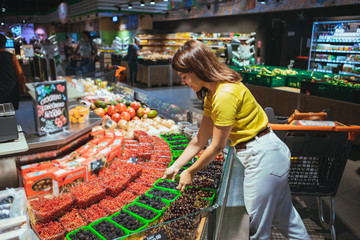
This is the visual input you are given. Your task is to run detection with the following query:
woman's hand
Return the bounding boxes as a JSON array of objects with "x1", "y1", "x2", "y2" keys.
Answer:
[
  {"x1": 177, "y1": 169, "x2": 194, "y2": 192},
  {"x1": 161, "y1": 166, "x2": 180, "y2": 181}
]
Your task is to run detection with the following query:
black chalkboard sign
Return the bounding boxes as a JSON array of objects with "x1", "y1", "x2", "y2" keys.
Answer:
[{"x1": 34, "y1": 80, "x2": 69, "y2": 135}]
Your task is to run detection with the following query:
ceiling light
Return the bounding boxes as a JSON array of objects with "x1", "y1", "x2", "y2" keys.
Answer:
[
  {"x1": 164, "y1": 0, "x2": 168, "y2": 2},
  {"x1": 1, "y1": 22, "x2": 4, "y2": 26},
  {"x1": 1, "y1": 8, "x2": 5, "y2": 13},
  {"x1": 22, "y1": 19, "x2": 26, "y2": 23},
  {"x1": 257, "y1": 0, "x2": 266, "y2": 4},
  {"x1": 140, "y1": 1, "x2": 145, "y2": 6},
  {"x1": 112, "y1": 16, "x2": 118, "y2": 22},
  {"x1": 151, "y1": 0, "x2": 155, "y2": 5},
  {"x1": 128, "y1": 2, "x2": 132, "y2": 9}
]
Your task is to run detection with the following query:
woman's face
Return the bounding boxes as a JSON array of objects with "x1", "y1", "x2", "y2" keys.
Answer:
[{"x1": 178, "y1": 72, "x2": 204, "y2": 92}]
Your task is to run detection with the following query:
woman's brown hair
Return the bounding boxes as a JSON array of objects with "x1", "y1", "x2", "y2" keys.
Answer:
[{"x1": 172, "y1": 40, "x2": 241, "y2": 99}]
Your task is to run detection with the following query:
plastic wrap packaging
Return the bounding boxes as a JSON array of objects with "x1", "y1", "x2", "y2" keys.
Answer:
[{"x1": 0, "y1": 187, "x2": 28, "y2": 234}]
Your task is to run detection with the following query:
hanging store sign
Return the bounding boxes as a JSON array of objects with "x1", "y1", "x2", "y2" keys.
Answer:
[
  {"x1": 34, "y1": 80, "x2": 69, "y2": 135},
  {"x1": 58, "y1": 2, "x2": 69, "y2": 24}
]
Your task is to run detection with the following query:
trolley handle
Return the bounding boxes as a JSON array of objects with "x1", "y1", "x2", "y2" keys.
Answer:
[{"x1": 269, "y1": 123, "x2": 360, "y2": 141}]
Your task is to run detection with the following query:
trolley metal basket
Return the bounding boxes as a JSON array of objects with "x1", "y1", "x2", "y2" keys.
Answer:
[{"x1": 267, "y1": 108, "x2": 360, "y2": 240}]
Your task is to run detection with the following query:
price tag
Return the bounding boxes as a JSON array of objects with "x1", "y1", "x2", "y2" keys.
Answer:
[
  {"x1": 127, "y1": 157, "x2": 138, "y2": 164},
  {"x1": 145, "y1": 230, "x2": 167, "y2": 240},
  {"x1": 91, "y1": 158, "x2": 105, "y2": 171}
]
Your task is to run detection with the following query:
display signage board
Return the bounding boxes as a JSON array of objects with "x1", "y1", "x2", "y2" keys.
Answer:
[
  {"x1": 23, "y1": 45, "x2": 34, "y2": 57},
  {"x1": 58, "y1": 2, "x2": 69, "y2": 24},
  {"x1": 34, "y1": 80, "x2": 69, "y2": 135}
]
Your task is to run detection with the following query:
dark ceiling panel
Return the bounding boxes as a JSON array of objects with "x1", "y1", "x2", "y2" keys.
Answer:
[{"x1": 1, "y1": 0, "x2": 71, "y2": 14}]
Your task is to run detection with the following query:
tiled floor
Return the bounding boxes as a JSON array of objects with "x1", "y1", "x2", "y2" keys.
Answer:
[{"x1": 135, "y1": 84, "x2": 360, "y2": 240}]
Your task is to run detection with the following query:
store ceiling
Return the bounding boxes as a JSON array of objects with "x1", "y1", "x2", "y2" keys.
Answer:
[
  {"x1": 1, "y1": 0, "x2": 64, "y2": 15},
  {"x1": 0, "y1": 0, "x2": 169, "y2": 16}
]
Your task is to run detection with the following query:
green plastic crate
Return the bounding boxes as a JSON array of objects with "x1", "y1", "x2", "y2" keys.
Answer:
[
  {"x1": 66, "y1": 226, "x2": 106, "y2": 240},
  {"x1": 153, "y1": 179, "x2": 180, "y2": 193},
  {"x1": 134, "y1": 194, "x2": 170, "y2": 213},
  {"x1": 110, "y1": 210, "x2": 148, "y2": 234},
  {"x1": 167, "y1": 139, "x2": 189, "y2": 146},
  {"x1": 89, "y1": 217, "x2": 129, "y2": 240},
  {"x1": 123, "y1": 202, "x2": 162, "y2": 223},
  {"x1": 146, "y1": 187, "x2": 181, "y2": 204}
]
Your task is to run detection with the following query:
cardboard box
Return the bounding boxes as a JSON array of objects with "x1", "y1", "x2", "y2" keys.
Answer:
[
  {"x1": 22, "y1": 167, "x2": 59, "y2": 199},
  {"x1": 52, "y1": 166, "x2": 87, "y2": 196},
  {"x1": 19, "y1": 162, "x2": 55, "y2": 175},
  {"x1": 52, "y1": 152, "x2": 79, "y2": 167}
]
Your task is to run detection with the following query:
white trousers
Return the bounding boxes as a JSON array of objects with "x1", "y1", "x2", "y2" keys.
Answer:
[{"x1": 234, "y1": 130, "x2": 310, "y2": 240}]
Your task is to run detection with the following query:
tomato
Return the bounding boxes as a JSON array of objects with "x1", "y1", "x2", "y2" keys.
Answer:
[
  {"x1": 120, "y1": 111, "x2": 131, "y2": 121},
  {"x1": 130, "y1": 101, "x2": 141, "y2": 111},
  {"x1": 116, "y1": 103, "x2": 127, "y2": 113},
  {"x1": 111, "y1": 113, "x2": 121, "y2": 123},
  {"x1": 143, "y1": 107, "x2": 151, "y2": 115},
  {"x1": 131, "y1": 116, "x2": 140, "y2": 121},
  {"x1": 107, "y1": 105, "x2": 117, "y2": 116},
  {"x1": 127, "y1": 108, "x2": 136, "y2": 118},
  {"x1": 94, "y1": 108, "x2": 106, "y2": 117}
]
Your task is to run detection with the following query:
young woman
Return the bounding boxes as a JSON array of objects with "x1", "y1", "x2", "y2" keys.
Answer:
[{"x1": 162, "y1": 40, "x2": 309, "y2": 239}]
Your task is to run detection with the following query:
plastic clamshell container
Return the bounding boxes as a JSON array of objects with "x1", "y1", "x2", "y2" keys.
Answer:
[
  {"x1": 167, "y1": 139, "x2": 189, "y2": 146},
  {"x1": 153, "y1": 179, "x2": 179, "y2": 192},
  {"x1": 123, "y1": 202, "x2": 161, "y2": 223},
  {"x1": 134, "y1": 194, "x2": 170, "y2": 213},
  {"x1": 73, "y1": 186, "x2": 106, "y2": 209},
  {"x1": 78, "y1": 205, "x2": 108, "y2": 223},
  {"x1": 69, "y1": 105, "x2": 90, "y2": 124},
  {"x1": 66, "y1": 226, "x2": 105, "y2": 240},
  {"x1": 29, "y1": 196, "x2": 74, "y2": 223},
  {"x1": 32, "y1": 221, "x2": 66, "y2": 240},
  {"x1": 89, "y1": 217, "x2": 129, "y2": 240},
  {"x1": 176, "y1": 122, "x2": 192, "y2": 131},
  {"x1": 110, "y1": 210, "x2": 148, "y2": 234},
  {"x1": 146, "y1": 188, "x2": 181, "y2": 204}
]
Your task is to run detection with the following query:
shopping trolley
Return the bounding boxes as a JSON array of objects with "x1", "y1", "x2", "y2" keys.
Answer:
[{"x1": 266, "y1": 108, "x2": 360, "y2": 240}]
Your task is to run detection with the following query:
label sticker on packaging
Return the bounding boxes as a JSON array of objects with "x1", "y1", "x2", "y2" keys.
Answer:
[
  {"x1": 127, "y1": 157, "x2": 138, "y2": 164},
  {"x1": 145, "y1": 230, "x2": 167, "y2": 240}
]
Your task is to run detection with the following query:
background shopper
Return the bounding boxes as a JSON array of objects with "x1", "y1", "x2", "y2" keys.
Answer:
[
  {"x1": 127, "y1": 37, "x2": 141, "y2": 86},
  {"x1": 0, "y1": 34, "x2": 26, "y2": 110},
  {"x1": 162, "y1": 40, "x2": 310, "y2": 239}
]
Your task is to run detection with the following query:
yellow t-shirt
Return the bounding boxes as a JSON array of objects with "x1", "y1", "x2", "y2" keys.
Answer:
[{"x1": 203, "y1": 82, "x2": 268, "y2": 146}]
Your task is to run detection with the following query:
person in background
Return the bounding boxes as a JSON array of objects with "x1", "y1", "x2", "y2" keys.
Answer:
[
  {"x1": 0, "y1": 34, "x2": 26, "y2": 110},
  {"x1": 162, "y1": 40, "x2": 310, "y2": 240},
  {"x1": 127, "y1": 37, "x2": 141, "y2": 86},
  {"x1": 72, "y1": 31, "x2": 97, "y2": 74},
  {"x1": 63, "y1": 36, "x2": 73, "y2": 63}
]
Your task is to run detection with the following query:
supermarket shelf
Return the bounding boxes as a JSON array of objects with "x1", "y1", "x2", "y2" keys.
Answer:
[
  {"x1": 314, "y1": 49, "x2": 360, "y2": 54},
  {"x1": 140, "y1": 37, "x2": 191, "y2": 40},
  {"x1": 310, "y1": 69, "x2": 332, "y2": 74},
  {"x1": 209, "y1": 45, "x2": 226, "y2": 49},
  {"x1": 141, "y1": 44, "x2": 183, "y2": 47},
  {"x1": 311, "y1": 58, "x2": 360, "y2": 65},
  {"x1": 310, "y1": 68, "x2": 360, "y2": 77},
  {"x1": 339, "y1": 71, "x2": 360, "y2": 76},
  {"x1": 314, "y1": 40, "x2": 360, "y2": 43},
  {"x1": 196, "y1": 37, "x2": 232, "y2": 41}
]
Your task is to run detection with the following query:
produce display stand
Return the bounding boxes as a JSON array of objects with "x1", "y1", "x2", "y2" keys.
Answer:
[{"x1": 269, "y1": 121, "x2": 360, "y2": 240}]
